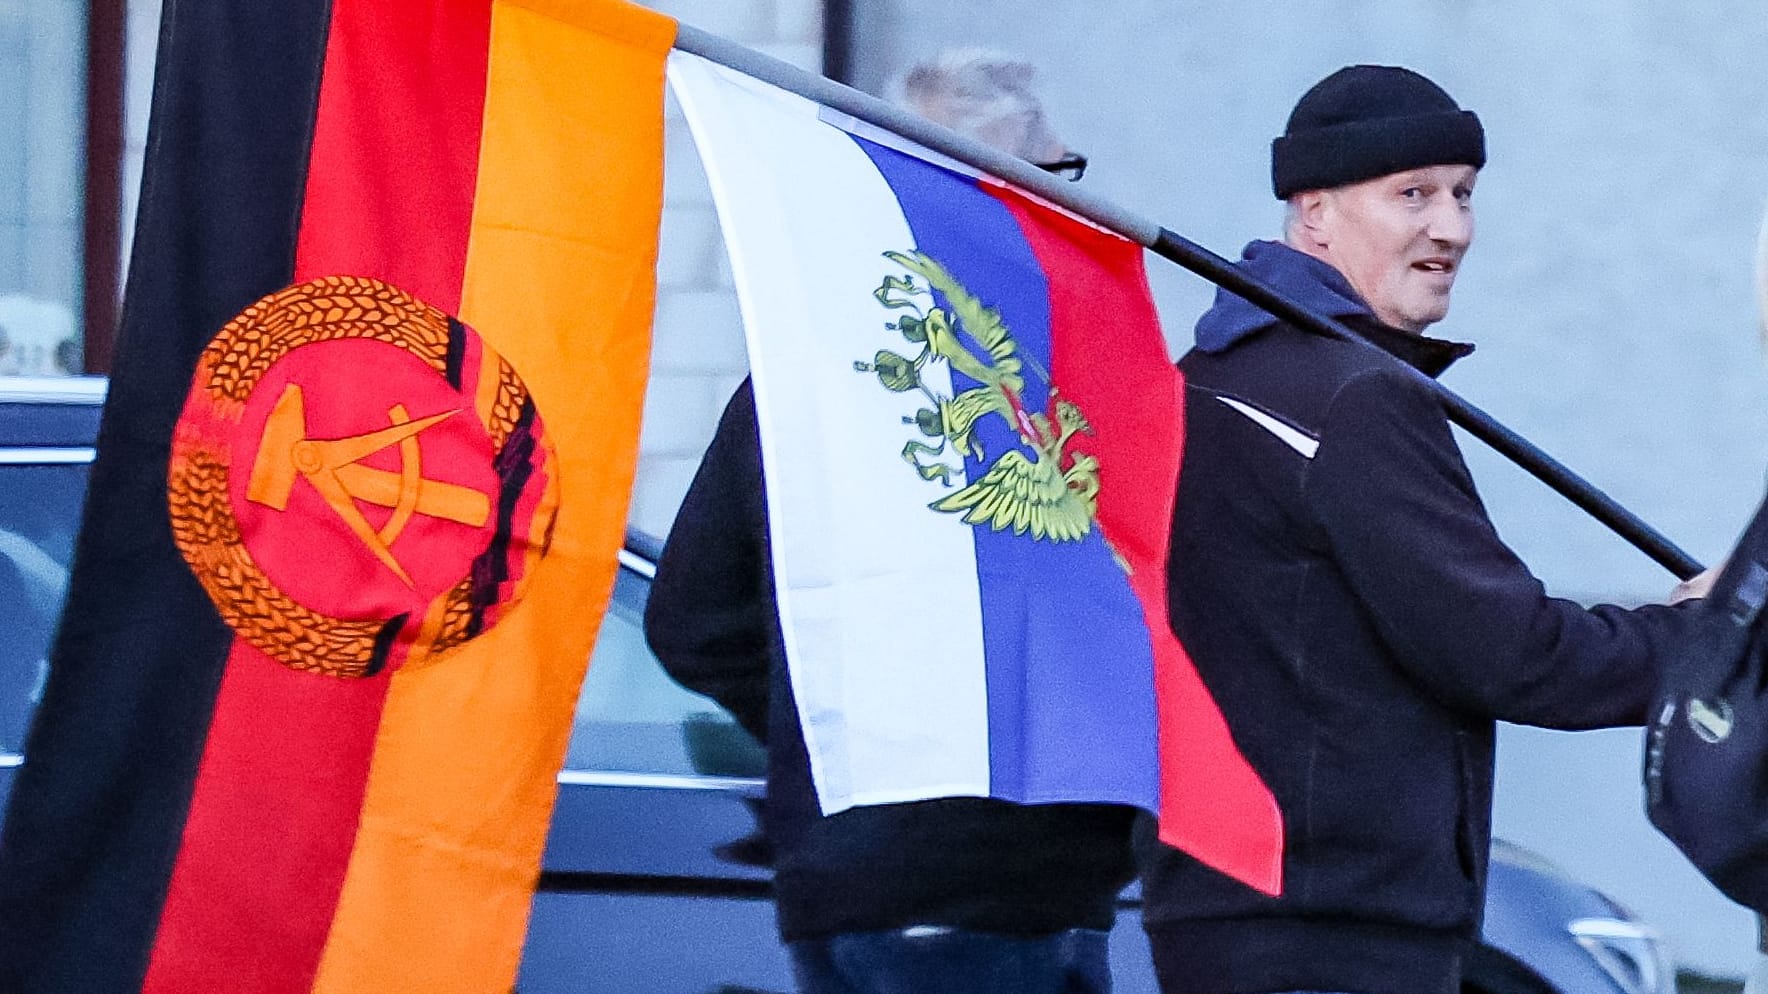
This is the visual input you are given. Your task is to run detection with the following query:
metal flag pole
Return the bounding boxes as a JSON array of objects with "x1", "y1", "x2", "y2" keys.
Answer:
[{"x1": 671, "y1": 25, "x2": 1705, "y2": 581}]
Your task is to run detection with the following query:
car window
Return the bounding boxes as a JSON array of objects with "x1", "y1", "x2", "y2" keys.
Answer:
[
  {"x1": 563, "y1": 558, "x2": 764, "y2": 779},
  {"x1": 0, "y1": 462, "x2": 89, "y2": 753}
]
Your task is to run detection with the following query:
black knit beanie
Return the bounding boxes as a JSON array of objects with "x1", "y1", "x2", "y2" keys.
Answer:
[{"x1": 1271, "y1": 65, "x2": 1484, "y2": 199}]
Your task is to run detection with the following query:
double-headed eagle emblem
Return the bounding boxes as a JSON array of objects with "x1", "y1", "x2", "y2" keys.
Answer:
[{"x1": 855, "y1": 250, "x2": 1100, "y2": 543}]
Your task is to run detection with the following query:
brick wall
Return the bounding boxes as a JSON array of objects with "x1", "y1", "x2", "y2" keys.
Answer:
[{"x1": 631, "y1": 0, "x2": 821, "y2": 539}]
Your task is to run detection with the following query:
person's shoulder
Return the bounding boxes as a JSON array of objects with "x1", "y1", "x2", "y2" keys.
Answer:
[
  {"x1": 709, "y1": 375, "x2": 760, "y2": 444},
  {"x1": 1184, "y1": 320, "x2": 1394, "y2": 378},
  {"x1": 1310, "y1": 362, "x2": 1457, "y2": 471},
  {"x1": 1323, "y1": 359, "x2": 1442, "y2": 421},
  {"x1": 1180, "y1": 322, "x2": 1394, "y2": 432},
  {"x1": 725, "y1": 375, "x2": 756, "y2": 417}
]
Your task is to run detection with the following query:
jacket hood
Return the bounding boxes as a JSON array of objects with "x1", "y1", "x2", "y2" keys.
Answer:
[{"x1": 1194, "y1": 240, "x2": 1373, "y2": 353}]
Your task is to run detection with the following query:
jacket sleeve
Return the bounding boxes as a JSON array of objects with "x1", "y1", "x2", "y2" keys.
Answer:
[
  {"x1": 1304, "y1": 368, "x2": 1693, "y2": 729},
  {"x1": 642, "y1": 380, "x2": 773, "y2": 743}
]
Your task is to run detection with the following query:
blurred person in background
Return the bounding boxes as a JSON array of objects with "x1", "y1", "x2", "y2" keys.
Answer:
[
  {"x1": 892, "y1": 48, "x2": 1087, "y2": 179},
  {"x1": 646, "y1": 49, "x2": 1122, "y2": 994}
]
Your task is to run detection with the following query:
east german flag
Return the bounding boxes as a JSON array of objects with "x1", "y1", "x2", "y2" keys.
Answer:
[{"x1": 0, "y1": 1, "x2": 673, "y2": 992}]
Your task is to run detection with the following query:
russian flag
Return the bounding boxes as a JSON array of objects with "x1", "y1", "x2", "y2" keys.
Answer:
[{"x1": 670, "y1": 53, "x2": 1283, "y2": 895}]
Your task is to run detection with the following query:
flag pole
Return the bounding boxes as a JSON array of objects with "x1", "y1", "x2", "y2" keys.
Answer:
[{"x1": 671, "y1": 25, "x2": 1705, "y2": 581}]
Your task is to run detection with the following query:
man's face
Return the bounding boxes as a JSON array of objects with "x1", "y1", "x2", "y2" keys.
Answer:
[{"x1": 1305, "y1": 164, "x2": 1477, "y2": 333}]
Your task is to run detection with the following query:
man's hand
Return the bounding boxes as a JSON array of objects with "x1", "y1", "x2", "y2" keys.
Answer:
[{"x1": 1670, "y1": 565, "x2": 1722, "y2": 604}]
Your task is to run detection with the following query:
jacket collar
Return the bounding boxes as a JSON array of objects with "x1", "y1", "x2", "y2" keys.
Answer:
[{"x1": 1345, "y1": 315, "x2": 1474, "y2": 379}]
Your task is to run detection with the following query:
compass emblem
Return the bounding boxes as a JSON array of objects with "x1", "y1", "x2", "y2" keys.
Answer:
[
  {"x1": 168, "y1": 276, "x2": 559, "y2": 678},
  {"x1": 246, "y1": 384, "x2": 491, "y2": 587}
]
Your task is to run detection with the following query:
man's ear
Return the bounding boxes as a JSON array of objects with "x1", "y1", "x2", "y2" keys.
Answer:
[{"x1": 1290, "y1": 190, "x2": 1331, "y2": 249}]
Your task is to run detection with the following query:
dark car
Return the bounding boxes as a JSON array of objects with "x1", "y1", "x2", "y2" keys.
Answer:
[{"x1": 0, "y1": 376, "x2": 1676, "y2": 994}]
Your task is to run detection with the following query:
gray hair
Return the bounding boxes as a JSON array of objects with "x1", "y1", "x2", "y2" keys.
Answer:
[{"x1": 888, "y1": 48, "x2": 1066, "y2": 163}]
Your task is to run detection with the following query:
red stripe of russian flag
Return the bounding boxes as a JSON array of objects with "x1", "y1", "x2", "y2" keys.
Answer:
[{"x1": 989, "y1": 185, "x2": 1285, "y2": 897}]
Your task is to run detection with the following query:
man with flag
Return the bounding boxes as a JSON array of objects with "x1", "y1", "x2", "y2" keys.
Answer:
[
  {"x1": 1140, "y1": 65, "x2": 1701, "y2": 994},
  {"x1": 646, "y1": 51, "x2": 1139, "y2": 994}
]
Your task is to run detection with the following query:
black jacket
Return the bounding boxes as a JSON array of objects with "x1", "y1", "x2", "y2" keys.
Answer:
[
  {"x1": 644, "y1": 380, "x2": 1135, "y2": 942},
  {"x1": 1141, "y1": 242, "x2": 1695, "y2": 994}
]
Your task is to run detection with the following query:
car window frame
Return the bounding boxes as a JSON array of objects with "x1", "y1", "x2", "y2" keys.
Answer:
[
  {"x1": 0, "y1": 376, "x2": 103, "y2": 766},
  {"x1": 556, "y1": 543, "x2": 765, "y2": 798}
]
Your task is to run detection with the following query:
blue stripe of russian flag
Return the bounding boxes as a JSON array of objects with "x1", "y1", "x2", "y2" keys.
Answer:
[{"x1": 853, "y1": 137, "x2": 1163, "y2": 808}]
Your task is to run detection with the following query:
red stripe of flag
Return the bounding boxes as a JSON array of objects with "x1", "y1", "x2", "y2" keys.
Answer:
[
  {"x1": 142, "y1": 3, "x2": 494, "y2": 991},
  {"x1": 294, "y1": 0, "x2": 493, "y2": 313},
  {"x1": 983, "y1": 190, "x2": 1179, "y2": 571},
  {"x1": 990, "y1": 186, "x2": 1286, "y2": 896}
]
